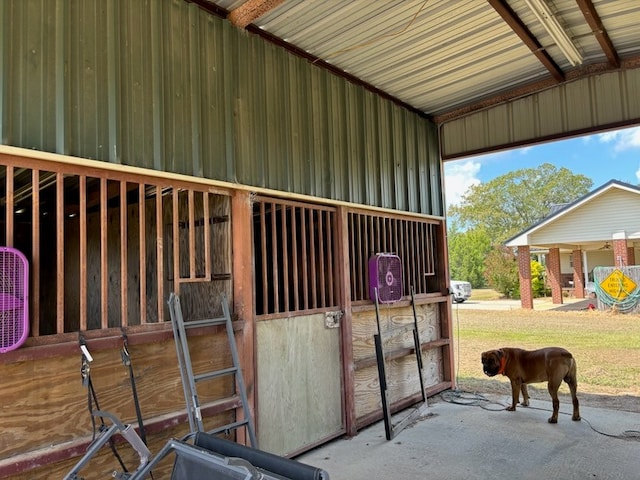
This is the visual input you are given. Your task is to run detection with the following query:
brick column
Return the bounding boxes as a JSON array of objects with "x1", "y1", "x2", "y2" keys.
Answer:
[
  {"x1": 518, "y1": 245, "x2": 533, "y2": 309},
  {"x1": 613, "y1": 239, "x2": 628, "y2": 267},
  {"x1": 547, "y1": 247, "x2": 562, "y2": 304},
  {"x1": 572, "y1": 249, "x2": 585, "y2": 299}
]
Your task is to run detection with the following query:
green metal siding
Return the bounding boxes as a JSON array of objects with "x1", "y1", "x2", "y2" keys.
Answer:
[{"x1": 0, "y1": 0, "x2": 442, "y2": 215}]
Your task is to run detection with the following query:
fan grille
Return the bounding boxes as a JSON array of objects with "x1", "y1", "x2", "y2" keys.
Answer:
[
  {"x1": 0, "y1": 247, "x2": 29, "y2": 353},
  {"x1": 369, "y1": 254, "x2": 403, "y2": 304}
]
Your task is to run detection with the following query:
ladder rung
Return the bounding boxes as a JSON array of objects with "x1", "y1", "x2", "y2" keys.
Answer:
[
  {"x1": 207, "y1": 419, "x2": 249, "y2": 436},
  {"x1": 194, "y1": 366, "x2": 238, "y2": 382},
  {"x1": 183, "y1": 317, "x2": 227, "y2": 329}
]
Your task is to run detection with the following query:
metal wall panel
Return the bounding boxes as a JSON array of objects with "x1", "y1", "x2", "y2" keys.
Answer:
[
  {"x1": 441, "y1": 68, "x2": 640, "y2": 159},
  {"x1": 0, "y1": 0, "x2": 442, "y2": 215}
]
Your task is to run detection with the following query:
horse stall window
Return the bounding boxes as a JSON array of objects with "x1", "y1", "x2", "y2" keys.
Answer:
[
  {"x1": 347, "y1": 211, "x2": 439, "y2": 303},
  {"x1": 253, "y1": 198, "x2": 339, "y2": 316},
  {"x1": 0, "y1": 159, "x2": 231, "y2": 338}
]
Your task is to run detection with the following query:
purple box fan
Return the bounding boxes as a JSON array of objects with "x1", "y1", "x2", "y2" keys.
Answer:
[
  {"x1": 368, "y1": 253, "x2": 403, "y2": 304},
  {"x1": 0, "y1": 247, "x2": 29, "y2": 353}
]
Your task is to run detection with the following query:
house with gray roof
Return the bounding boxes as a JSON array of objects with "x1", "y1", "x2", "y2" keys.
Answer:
[{"x1": 505, "y1": 180, "x2": 640, "y2": 309}]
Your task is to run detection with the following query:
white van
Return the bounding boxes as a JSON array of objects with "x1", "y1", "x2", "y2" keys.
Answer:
[{"x1": 450, "y1": 280, "x2": 472, "y2": 303}]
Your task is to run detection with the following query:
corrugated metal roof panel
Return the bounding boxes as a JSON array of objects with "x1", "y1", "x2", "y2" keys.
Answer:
[{"x1": 441, "y1": 68, "x2": 640, "y2": 158}]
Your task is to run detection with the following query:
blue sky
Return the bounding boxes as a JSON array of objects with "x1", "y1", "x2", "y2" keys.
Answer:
[{"x1": 443, "y1": 125, "x2": 640, "y2": 210}]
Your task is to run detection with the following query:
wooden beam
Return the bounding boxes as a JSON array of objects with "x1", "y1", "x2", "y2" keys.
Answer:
[
  {"x1": 228, "y1": 0, "x2": 285, "y2": 29},
  {"x1": 488, "y1": 0, "x2": 565, "y2": 82},
  {"x1": 575, "y1": 0, "x2": 619, "y2": 68}
]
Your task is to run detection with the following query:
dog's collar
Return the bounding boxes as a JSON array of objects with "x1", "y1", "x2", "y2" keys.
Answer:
[{"x1": 497, "y1": 356, "x2": 507, "y2": 375}]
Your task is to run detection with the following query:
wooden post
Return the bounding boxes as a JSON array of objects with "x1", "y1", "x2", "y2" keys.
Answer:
[{"x1": 232, "y1": 190, "x2": 256, "y2": 445}]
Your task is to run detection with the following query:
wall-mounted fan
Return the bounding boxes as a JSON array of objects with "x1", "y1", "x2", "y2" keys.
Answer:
[
  {"x1": 368, "y1": 253, "x2": 403, "y2": 304},
  {"x1": 0, "y1": 247, "x2": 29, "y2": 353}
]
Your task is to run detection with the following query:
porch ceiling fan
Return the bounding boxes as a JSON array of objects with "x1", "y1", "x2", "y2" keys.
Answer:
[{"x1": 598, "y1": 242, "x2": 612, "y2": 250}]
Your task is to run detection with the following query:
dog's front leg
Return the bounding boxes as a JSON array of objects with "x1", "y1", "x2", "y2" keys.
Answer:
[{"x1": 508, "y1": 380, "x2": 521, "y2": 411}]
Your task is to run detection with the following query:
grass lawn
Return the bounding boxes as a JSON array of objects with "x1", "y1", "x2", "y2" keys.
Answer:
[
  {"x1": 468, "y1": 288, "x2": 503, "y2": 301},
  {"x1": 450, "y1": 307, "x2": 640, "y2": 412}
]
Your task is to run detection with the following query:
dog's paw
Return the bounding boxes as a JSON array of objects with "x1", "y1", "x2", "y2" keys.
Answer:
[
  {"x1": 547, "y1": 417, "x2": 558, "y2": 424},
  {"x1": 506, "y1": 405, "x2": 516, "y2": 412},
  {"x1": 520, "y1": 400, "x2": 529, "y2": 407},
  {"x1": 572, "y1": 415, "x2": 581, "y2": 421}
]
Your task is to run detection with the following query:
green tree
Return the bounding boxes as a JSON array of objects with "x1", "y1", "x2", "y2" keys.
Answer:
[
  {"x1": 483, "y1": 245, "x2": 520, "y2": 298},
  {"x1": 448, "y1": 163, "x2": 592, "y2": 243},
  {"x1": 447, "y1": 223, "x2": 492, "y2": 288}
]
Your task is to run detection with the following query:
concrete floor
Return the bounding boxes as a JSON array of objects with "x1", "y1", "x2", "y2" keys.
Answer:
[{"x1": 297, "y1": 393, "x2": 640, "y2": 480}]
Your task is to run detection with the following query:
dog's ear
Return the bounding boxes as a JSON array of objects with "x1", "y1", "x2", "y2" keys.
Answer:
[{"x1": 496, "y1": 349, "x2": 505, "y2": 360}]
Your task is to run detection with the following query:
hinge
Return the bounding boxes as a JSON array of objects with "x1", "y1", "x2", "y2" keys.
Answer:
[{"x1": 325, "y1": 310, "x2": 343, "y2": 328}]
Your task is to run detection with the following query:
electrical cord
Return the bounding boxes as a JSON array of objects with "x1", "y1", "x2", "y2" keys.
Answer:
[{"x1": 446, "y1": 293, "x2": 640, "y2": 442}]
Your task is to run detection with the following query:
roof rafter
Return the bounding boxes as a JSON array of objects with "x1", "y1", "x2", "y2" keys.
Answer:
[
  {"x1": 228, "y1": 0, "x2": 285, "y2": 29},
  {"x1": 487, "y1": 0, "x2": 565, "y2": 82},
  {"x1": 575, "y1": 0, "x2": 620, "y2": 68}
]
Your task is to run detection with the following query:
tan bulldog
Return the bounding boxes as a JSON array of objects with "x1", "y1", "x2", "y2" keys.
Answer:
[{"x1": 481, "y1": 347, "x2": 581, "y2": 423}]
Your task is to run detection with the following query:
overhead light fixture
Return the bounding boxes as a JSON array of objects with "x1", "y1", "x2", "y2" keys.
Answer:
[{"x1": 524, "y1": 0, "x2": 583, "y2": 66}]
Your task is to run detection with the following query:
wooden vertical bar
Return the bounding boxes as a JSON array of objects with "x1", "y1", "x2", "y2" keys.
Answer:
[
  {"x1": 203, "y1": 192, "x2": 211, "y2": 280},
  {"x1": 139, "y1": 184, "x2": 147, "y2": 324},
  {"x1": 188, "y1": 190, "x2": 196, "y2": 279},
  {"x1": 354, "y1": 213, "x2": 362, "y2": 300},
  {"x1": 100, "y1": 178, "x2": 108, "y2": 329},
  {"x1": 317, "y1": 209, "x2": 325, "y2": 307},
  {"x1": 31, "y1": 170, "x2": 40, "y2": 337},
  {"x1": 326, "y1": 210, "x2": 335, "y2": 306},
  {"x1": 56, "y1": 173, "x2": 64, "y2": 334},
  {"x1": 120, "y1": 181, "x2": 128, "y2": 327},
  {"x1": 172, "y1": 189, "x2": 180, "y2": 295},
  {"x1": 260, "y1": 202, "x2": 268, "y2": 314},
  {"x1": 271, "y1": 203, "x2": 279, "y2": 313},
  {"x1": 409, "y1": 221, "x2": 416, "y2": 292},
  {"x1": 231, "y1": 190, "x2": 256, "y2": 446},
  {"x1": 281, "y1": 205, "x2": 289, "y2": 312},
  {"x1": 155, "y1": 186, "x2": 164, "y2": 322},
  {"x1": 291, "y1": 206, "x2": 299, "y2": 311},
  {"x1": 300, "y1": 207, "x2": 308, "y2": 310},
  {"x1": 419, "y1": 223, "x2": 426, "y2": 292},
  {"x1": 308, "y1": 208, "x2": 317, "y2": 308},
  {"x1": 79, "y1": 176, "x2": 87, "y2": 331},
  {"x1": 5, "y1": 166, "x2": 13, "y2": 246}
]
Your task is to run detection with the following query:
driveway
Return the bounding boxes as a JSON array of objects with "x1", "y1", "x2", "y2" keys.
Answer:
[{"x1": 451, "y1": 297, "x2": 592, "y2": 311}]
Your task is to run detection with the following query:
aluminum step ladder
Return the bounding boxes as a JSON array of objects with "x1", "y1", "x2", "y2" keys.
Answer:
[{"x1": 168, "y1": 292, "x2": 257, "y2": 448}]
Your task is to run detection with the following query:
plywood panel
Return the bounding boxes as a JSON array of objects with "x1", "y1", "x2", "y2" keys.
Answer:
[
  {"x1": 0, "y1": 332, "x2": 233, "y2": 464},
  {"x1": 256, "y1": 314, "x2": 342, "y2": 456},
  {"x1": 351, "y1": 303, "x2": 443, "y2": 421}
]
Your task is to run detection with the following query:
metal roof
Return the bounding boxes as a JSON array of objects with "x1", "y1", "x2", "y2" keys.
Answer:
[{"x1": 194, "y1": 0, "x2": 640, "y2": 123}]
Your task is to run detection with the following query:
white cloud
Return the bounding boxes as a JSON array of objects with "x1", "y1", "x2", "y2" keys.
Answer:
[
  {"x1": 443, "y1": 160, "x2": 481, "y2": 209},
  {"x1": 597, "y1": 126, "x2": 640, "y2": 152},
  {"x1": 636, "y1": 164, "x2": 640, "y2": 183}
]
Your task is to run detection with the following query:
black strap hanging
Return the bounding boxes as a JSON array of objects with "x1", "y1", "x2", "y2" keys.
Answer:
[
  {"x1": 79, "y1": 334, "x2": 128, "y2": 473},
  {"x1": 120, "y1": 328, "x2": 148, "y2": 446}
]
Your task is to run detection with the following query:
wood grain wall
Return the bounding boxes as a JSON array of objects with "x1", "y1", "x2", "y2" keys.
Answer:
[
  {"x1": 352, "y1": 302, "x2": 445, "y2": 423},
  {"x1": 0, "y1": 330, "x2": 237, "y2": 479}
]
